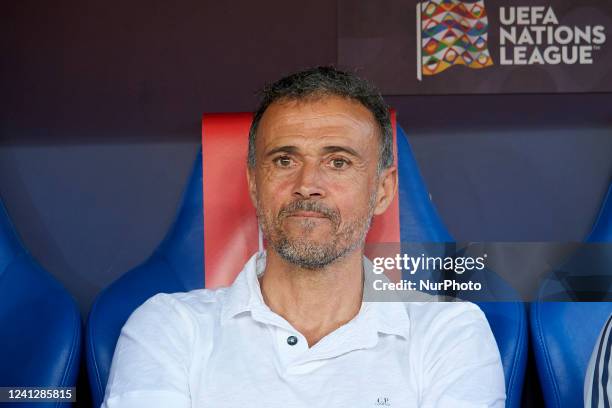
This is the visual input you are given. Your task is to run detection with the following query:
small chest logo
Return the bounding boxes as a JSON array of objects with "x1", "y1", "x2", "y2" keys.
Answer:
[{"x1": 375, "y1": 397, "x2": 391, "y2": 406}]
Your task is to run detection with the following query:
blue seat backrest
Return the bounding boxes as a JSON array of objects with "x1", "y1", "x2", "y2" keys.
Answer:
[
  {"x1": 86, "y1": 149, "x2": 204, "y2": 405},
  {"x1": 0, "y1": 197, "x2": 81, "y2": 406},
  {"x1": 396, "y1": 126, "x2": 527, "y2": 408},
  {"x1": 531, "y1": 182, "x2": 612, "y2": 407}
]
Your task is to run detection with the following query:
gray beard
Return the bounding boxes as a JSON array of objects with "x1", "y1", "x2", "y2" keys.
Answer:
[
  {"x1": 258, "y1": 193, "x2": 377, "y2": 269},
  {"x1": 273, "y1": 220, "x2": 370, "y2": 269}
]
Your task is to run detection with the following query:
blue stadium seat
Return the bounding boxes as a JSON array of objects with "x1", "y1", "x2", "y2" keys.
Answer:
[
  {"x1": 85, "y1": 148, "x2": 204, "y2": 406},
  {"x1": 397, "y1": 126, "x2": 527, "y2": 408},
  {"x1": 86, "y1": 115, "x2": 527, "y2": 408},
  {"x1": 530, "y1": 183, "x2": 612, "y2": 407},
  {"x1": 0, "y1": 197, "x2": 81, "y2": 407}
]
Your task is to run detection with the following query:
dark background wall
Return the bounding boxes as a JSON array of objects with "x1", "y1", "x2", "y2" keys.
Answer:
[{"x1": 1, "y1": 1, "x2": 611, "y2": 406}]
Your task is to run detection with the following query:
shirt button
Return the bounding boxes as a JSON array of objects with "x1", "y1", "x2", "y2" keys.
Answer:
[{"x1": 287, "y1": 335, "x2": 298, "y2": 346}]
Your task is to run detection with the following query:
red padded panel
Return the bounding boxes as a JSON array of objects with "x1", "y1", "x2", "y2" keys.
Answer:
[
  {"x1": 202, "y1": 111, "x2": 399, "y2": 288},
  {"x1": 202, "y1": 113, "x2": 259, "y2": 288},
  {"x1": 367, "y1": 110, "x2": 400, "y2": 248}
]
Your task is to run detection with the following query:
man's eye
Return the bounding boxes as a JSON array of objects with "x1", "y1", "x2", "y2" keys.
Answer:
[
  {"x1": 330, "y1": 158, "x2": 349, "y2": 169},
  {"x1": 274, "y1": 156, "x2": 293, "y2": 167}
]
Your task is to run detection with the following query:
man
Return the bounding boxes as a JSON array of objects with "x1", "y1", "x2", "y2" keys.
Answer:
[{"x1": 102, "y1": 67, "x2": 506, "y2": 407}]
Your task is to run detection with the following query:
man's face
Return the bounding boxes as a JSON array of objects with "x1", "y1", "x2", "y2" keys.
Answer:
[{"x1": 247, "y1": 95, "x2": 396, "y2": 269}]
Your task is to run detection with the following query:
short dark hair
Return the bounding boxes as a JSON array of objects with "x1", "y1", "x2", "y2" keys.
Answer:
[{"x1": 247, "y1": 66, "x2": 393, "y2": 172}]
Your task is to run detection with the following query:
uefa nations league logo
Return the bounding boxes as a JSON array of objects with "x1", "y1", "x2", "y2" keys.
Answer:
[
  {"x1": 416, "y1": 0, "x2": 494, "y2": 80},
  {"x1": 416, "y1": 0, "x2": 607, "y2": 80}
]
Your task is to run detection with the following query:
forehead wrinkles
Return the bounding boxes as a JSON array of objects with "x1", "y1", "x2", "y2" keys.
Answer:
[
  {"x1": 269, "y1": 112, "x2": 374, "y2": 137},
  {"x1": 259, "y1": 98, "x2": 377, "y2": 142}
]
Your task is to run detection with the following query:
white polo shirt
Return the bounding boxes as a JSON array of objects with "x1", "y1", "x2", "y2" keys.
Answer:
[{"x1": 102, "y1": 252, "x2": 506, "y2": 408}]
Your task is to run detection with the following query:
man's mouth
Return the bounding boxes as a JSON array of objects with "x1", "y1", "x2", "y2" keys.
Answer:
[{"x1": 287, "y1": 211, "x2": 328, "y2": 219}]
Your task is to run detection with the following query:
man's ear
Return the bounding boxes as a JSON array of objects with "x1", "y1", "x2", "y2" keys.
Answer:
[
  {"x1": 246, "y1": 166, "x2": 258, "y2": 207},
  {"x1": 373, "y1": 166, "x2": 398, "y2": 216}
]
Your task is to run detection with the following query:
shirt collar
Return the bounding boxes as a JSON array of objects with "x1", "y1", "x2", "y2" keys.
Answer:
[
  {"x1": 220, "y1": 251, "x2": 411, "y2": 339},
  {"x1": 362, "y1": 257, "x2": 411, "y2": 339},
  {"x1": 220, "y1": 251, "x2": 267, "y2": 323}
]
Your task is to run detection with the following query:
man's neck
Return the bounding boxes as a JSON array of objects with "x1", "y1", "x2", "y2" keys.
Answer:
[{"x1": 259, "y1": 249, "x2": 364, "y2": 348}]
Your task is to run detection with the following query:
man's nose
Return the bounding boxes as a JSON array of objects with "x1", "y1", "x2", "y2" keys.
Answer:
[{"x1": 293, "y1": 161, "x2": 325, "y2": 199}]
